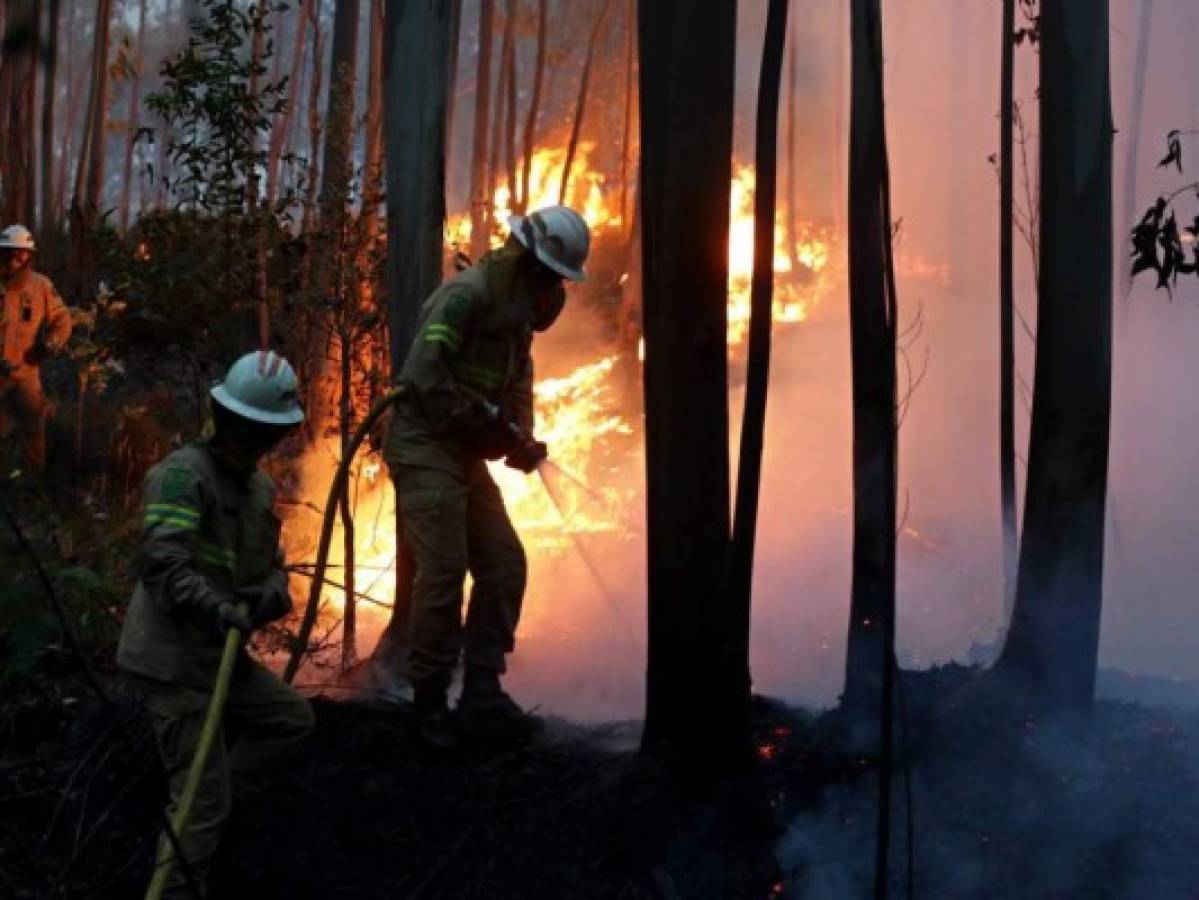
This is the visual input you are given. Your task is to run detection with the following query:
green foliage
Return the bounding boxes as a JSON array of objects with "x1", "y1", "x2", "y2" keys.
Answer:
[
  {"x1": 1131, "y1": 130, "x2": 1199, "y2": 293},
  {"x1": 146, "y1": 0, "x2": 289, "y2": 216}
]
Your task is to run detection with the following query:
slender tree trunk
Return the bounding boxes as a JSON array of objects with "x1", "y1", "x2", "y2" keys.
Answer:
[
  {"x1": 503, "y1": 0, "x2": 517, "y2": 207},
  {"x1": 339, "y1": 328, "x2": 357, "y2": 669},
  {"x1": 785, "y1": 8, "x2": 799, "y2": 263},
  {"x1": 468, "y1": 0, "x2": 495, "y2": 260},
  {"x1": 485, "y1": 5, "x2": 512, "y2": 229},
  {"x1": 729, "y1": 0, "x2": 789, "y2": 765},
  {"x1": 559, "y1": 0, "x2": 613, "y2": 206},
  {"x1": 301, "y1": 5, "x2": 324, "y2": 235},
  {"x1": 638, "y1": 0, "x2": 738, "y2": 774},
  {"x1": 1000, "y1": 0, "x2": 1017, "y2": 622},
  {"x1": 119, "y1": 0, "x2": 147, "y2": 231},
  {"x1": 54, "y1": 0, "x2": 82, "y2": 224},
  {"x1": 320, "y1": 0, "x2": 361, "y2": 213},
  {"x1": 377, "y1": 0, "x2": 453, "y2": 678},
  {"x1": 40, "y1": 0, "x2": 59, "y2": 233},
  {"x1": 445, "y1": 0, "x2": 462, "y2": 154},
  {"x1": 618, "y1": 0, "x2": 635, "y2": 231},
  {"x1": 841, "y1": 0, "x2": 899, "y2": 740},
  {"x1": 1120, "y1": 0, "x2": 1154, "y2": 299},
  {"x1": 1, "y1": 0, "x2": 39, "y2": 226},
  {"x1": 267, "y1": 0, "x2": 314, "y2": 206},
  {"x1": 996, "y1": 0, "x2": 1113, "y2": 710},
  {"x1": 519, "y1": 0, "x2": 547, "y2": 214},
  {"x1": 360, "y1": 0, "x2": 385, "y2": 246},
  {"x1": 83, "y1": 0, "x2": 113, "y2": 219}
]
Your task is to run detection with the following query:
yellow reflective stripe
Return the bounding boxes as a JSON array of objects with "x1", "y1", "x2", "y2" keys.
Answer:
[
  {"x1": 197, "y1": 541, "x2": 236, "y2": 571},
  {"x1": 145, "y1": 516, "x2": 200, "y2": 531},
  {"x1": 424, "y1": 325, "x2": 463, "y2": 350},
  {"x1": 145, "y1": 503, "x2": 200, "y2": 521}
]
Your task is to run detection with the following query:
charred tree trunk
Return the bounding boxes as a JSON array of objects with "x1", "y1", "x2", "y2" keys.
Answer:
[
  {"x1": 559, "y1": 0, "x2": 613, "y2": 206},
  {"x1": 995, "y1": 0, "x2": 1113, "y2": 710},
  {"x1": 468, "y1": 0, "x2": 495, "y2": 261},
  {"x1": 375, "y1": 0, "x2": 453, "y2": 677},
  {"x1": 360, "y1": 0, "x2": 385, "y2": 247},
  {"x1": 1000, "y1": 0, "x2": 1017, "y2": 621},
  {"x1": 841, "y1": 0, "x2": 898, "y2": 738},
  {"x1": 638, "y1": 0, "x2": 738, "y2": 774},
  {"x1": 1, "y1": 0, "x2": 39, "y2": 226},
  {"x1": 266, "y1": 0, "x2": 314, "y2": 206},
  {"x1": 444, "y1": 0, "x2": 462, "y2": 153},
  {"x1": 39, "y1": 0, "x2": 59, "y2": 233},
  {"x1": 82, "y1": 0, "x2": 112, "y2": 221},
  {"x1": 729, "y1": 0, "x2": 789, "y2": 765},
  {"x1": 300, "y1": 5, "x2": 324, "y2": 236},
  {"x1": 119, "y1": 0, "x2": 147, "y2": 231},
  {"x1": 518, "y1": 0, "x2": 547, "y2": 213}
]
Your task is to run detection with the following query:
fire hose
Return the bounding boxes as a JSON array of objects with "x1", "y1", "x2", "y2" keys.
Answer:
[{"x1": 144, "y1": 603, "x2": 249, "y2": 900}]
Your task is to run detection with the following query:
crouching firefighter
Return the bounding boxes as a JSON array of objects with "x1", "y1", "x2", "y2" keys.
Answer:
[
  {"x1": 384, "y1": 205, "x2": 591, "y2": 749},
  {"x1": 117, "y1": 351, "x2": 314, "y2": 898}
]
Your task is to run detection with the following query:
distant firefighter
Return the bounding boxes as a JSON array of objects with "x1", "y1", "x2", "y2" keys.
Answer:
[
  {"x1": 0, "y1": 224, "x2": 72, "y2": 477},
  {"x1": 385, "y1": 205, "x2": 591, "y2": 750}
]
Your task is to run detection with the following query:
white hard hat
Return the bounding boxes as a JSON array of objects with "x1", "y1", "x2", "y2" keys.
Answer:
[
  {"x1": 508, "y1": 206, "x2": 591, "y2": 282},
  {"x1": 0, "y1": 224, "x2": 36, "y2": 252},
  {"x1": 210, "y1": 350, "x2": 305, "y2": 425}
]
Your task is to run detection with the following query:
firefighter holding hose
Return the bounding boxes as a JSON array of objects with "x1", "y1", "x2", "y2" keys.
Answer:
[
  {"x1": 118, "y1": 351, "x2": 314, "y2": 898},
  {"x1": 384, "y1": 205, "x2": 591, "y2": 749}
]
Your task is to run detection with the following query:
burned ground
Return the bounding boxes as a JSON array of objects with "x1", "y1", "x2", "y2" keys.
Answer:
[{"x1": 3, "y1": 661, "x2": 1199, "y2": 899}]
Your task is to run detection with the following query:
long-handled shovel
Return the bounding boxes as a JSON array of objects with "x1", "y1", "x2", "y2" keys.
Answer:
[{"x1": 145, "y1": 604, "x2": 249, "y2": 900}]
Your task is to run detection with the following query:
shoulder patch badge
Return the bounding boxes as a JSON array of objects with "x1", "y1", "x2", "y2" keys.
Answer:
[{"x1": 161, "y1": 467, "x2": 192, "y2": 502}]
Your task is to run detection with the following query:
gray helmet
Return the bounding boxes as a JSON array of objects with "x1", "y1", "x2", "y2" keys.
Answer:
[
  {"x1": 508, "y1": 206, "x2": 591, "y2": 282},
  {"x1": 210, "y1": 350, "x2": 305, "y2": 425}
]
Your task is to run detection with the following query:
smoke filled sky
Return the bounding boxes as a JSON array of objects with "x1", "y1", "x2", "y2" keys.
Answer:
[{"x1": 728, "y1": 0, "x2": 1199, "y2": 708}]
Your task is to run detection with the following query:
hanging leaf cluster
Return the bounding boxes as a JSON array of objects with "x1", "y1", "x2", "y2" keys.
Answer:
[
  {"x1": 1014, "y1": 0, "x2": 1040, "y2": 48},
  {"x1": 1131, "y1": 130, "x2": 1199, "y2": 293}
]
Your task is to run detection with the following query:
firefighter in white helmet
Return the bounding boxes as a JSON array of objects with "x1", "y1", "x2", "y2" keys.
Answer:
[
  {"x1": 0, "y1": 224, "x2": 72, "y2": 477},
  {"x1": 383, "y1": 205, "x2": 590, "y2": 749},
  {"x1": 118, "y1": 350, "x2": 313, "y2": 899}
]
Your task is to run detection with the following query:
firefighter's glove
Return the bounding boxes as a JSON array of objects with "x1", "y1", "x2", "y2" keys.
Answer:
[
  {"x1": 213, "y1": 600, "x2": 253, "y2": 638},
  {"x1": 237, "y1": 583, "x2": 291, "y2": 628},
  {"x1": 471, "y1": 403, "x2": 524, "y2": 461},
  {"x1": 505, "y1": 438, "x2": 548, "y2": 474}
]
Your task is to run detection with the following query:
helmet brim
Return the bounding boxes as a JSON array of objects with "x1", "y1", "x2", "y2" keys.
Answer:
[{"x1": 211, "y1": 384, "x2": 305, "y2": 425}]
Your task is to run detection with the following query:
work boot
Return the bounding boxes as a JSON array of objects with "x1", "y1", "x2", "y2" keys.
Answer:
[
  {"x1": 413, "y1": 682, "x2": 456, "y2": 751},
  {"x1": 457, "y1": 667, "x2": 543, "y2": 744}
]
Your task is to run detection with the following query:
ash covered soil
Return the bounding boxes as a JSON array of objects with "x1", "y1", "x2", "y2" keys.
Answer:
[{"x1": 3, "y1": 666, "x2": 1199, "y2": 899}]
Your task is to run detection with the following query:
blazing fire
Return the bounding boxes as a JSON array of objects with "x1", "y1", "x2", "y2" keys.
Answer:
[{"x1": 285, "y1": 146, "x2": 842, "y2": 674}]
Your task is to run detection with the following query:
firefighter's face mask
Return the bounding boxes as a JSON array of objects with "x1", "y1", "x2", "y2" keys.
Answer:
[{"x1": 526, "y1": 260, "x2": 566, "y2": 332}]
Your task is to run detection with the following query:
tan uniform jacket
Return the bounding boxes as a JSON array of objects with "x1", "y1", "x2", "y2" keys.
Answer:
[
  {"x1": 0, "y1": 270, "x2": 72, "y2": 377},
  {"x1": 384, "y1": 245, "x2": 536, "y2": 475},
  {"x1": 117, "y1": 441, "x2": 290, "y2": 689}
]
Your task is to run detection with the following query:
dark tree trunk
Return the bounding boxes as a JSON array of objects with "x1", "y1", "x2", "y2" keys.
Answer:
[
  {"x1": 559, "y1": 0, "x2": 613, "y2": 206},
  {"x1": 1, "y1": 0, "x2": 39, "y2": 226},
  {"x1": 119, "y1": 0, "x2": 147, "y2": 231},
  {"x1": 1000, "y1": 0, "x2": 1017, "y2": 621},
  {"x1": 468, "y1": 0, "x2": 495, "y2": 261},
  {"x1": 360, "y1": 0, "x2": 384, "y2": 247},
  {"x1": 995, "y1": 0, "x2": 1113, "y2": 710},
  {"x1": 444, "y1": 0, "x2": 462, "y2": 152},
  {"x1": 82, "y1": 0, "x2": 112, "y2": 219},
  {"x1": 518, "y1": 0, "x2": 547, "y2": 214},
  {"x1": 638, "y1": 0, "x2": 738, "y2": 774},
  {"x1": 729, "y1": 0, "x2": 789, "y2": 766},
  {"x1": 375, "y1": 0, "x2": 453, "y2": 681},
  {"x1": 841, "y1": 0, "x2": 898, "y2": 736},
  {"x1": 503, "y1": 0, "x2": 517, "y2": 208},
  {"x1": 485, "y1": 5, "x2": 512, "y2": 231},
  {"x1": 300, "y1": 4, "x2": 324, "y2": 235}
]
